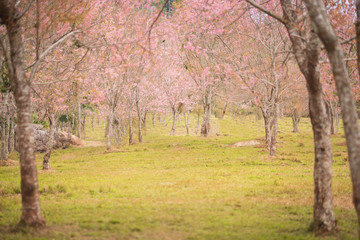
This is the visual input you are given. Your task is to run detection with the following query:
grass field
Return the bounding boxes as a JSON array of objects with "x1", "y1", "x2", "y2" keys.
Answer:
[{"x1": 0, "y1": 114, "x2": 357, "y2": 239}]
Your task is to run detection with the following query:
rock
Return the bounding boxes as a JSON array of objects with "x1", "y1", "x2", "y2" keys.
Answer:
[{"x1": 16, "y1": 124, "x2": 83, "y2": 152}]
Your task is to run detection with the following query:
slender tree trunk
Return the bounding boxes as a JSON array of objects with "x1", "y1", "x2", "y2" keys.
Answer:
[
  {"x1": 292, "y1": 109, "x2": 301, "y2": 133},
  {"x1": 2, "y1": 10, "x2": 45, "y2": 226},
  {"x1": 262, "y1": 106, "x2": 271, "y2": 150},
  {"x1": 152, "y1": 113, "x2": 155, "y2": 127},
  {"x1": 143, "y1": 111, "x2": 147, "y2": 136},
  {"x1": 184, "y1": 110, "x2": 190, "y2": 135},
  {"x1": 129, "y1": 89, "x2": 134, "y2": 144},
  {"x1": 170, "y1": 107, "x2": 177, "y2": 136},
  {"x1": 115, "y1": 116, "x2": 122, "y2": 145},
  {"x1": 305, "y1": 0, "x2": 360, "y2": 234},
  {"x1": 82, "y1": 113, "x2": 86, "y2": 140},
  {"x1": 270, "y1": 101, "x2": 279, "y2": 156},
  {"x1": 77, "y1": 101, "x2": 81, "y2": 140},
  {"x1": 220, "y1": 102, "x2": 228, "y2": 119},
  {"x1": 106, "y1": 108, "x2": 113, "y2": 150},
  {"x1": 1, "y1": 92, "x2": 9, "y2": 160},
  {"x1": 196, "y1": 109, "x2": 200, "y2": 135},
  {"x1": 9, "y1": 113, "x2": 15, "y2": 153},
  {"x1": 43, "y1": 115, "x2": 56, "y2": 170},
  {"x1": 201, "y1": 86, "x2": 212, "y2": 137}
]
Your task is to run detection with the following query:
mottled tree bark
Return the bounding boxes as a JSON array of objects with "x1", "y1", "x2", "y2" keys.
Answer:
[
  {"x1": 305, "y1": 0, "x2": 360, "y2": 234},
  {"x1": 43, "y1": 115, "x2": 56, "y2": 170},
  {"x1": 279, "y1": 0, "x2": 336, "y2": 232},
  {"x1": 0, "y1": 1, "x2": 45, "y2": 226}
]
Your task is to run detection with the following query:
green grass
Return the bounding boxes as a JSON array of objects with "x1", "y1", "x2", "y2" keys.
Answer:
[{"x1": 0, "y1": 114, "x2": 357, "y2": 239}]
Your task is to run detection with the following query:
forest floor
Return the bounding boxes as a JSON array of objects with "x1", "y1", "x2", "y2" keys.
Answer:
[{"x1": 0, "y1": 115, "x2": 357, "y2": 239}]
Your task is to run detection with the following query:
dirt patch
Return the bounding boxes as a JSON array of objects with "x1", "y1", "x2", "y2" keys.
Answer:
[
  {"x1": 229, "y1": 140, "x2": 261, "y2": 147},
  {"x1": 0, "y1": 160, "x2": 18, "y2": 166}
]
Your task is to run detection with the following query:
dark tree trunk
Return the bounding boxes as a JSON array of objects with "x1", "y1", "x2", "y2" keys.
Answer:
[
  {"x1": 306, "y1": 0, "x2": 360, "y2": 234},
  {"x1": 0, "y1": 4, "x2": 45, "y2": 226},
  {"x1": 43, "y1": 115, "x2": 56, "y2": 170}
]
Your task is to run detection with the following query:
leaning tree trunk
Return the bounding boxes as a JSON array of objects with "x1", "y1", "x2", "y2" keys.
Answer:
[
  {"x1": 305, "y1": 0, "x2": 360, "y2": 234},
  {"x1": 170, "y1": 107, "x2": 177, "y2": 136},
  {"x1": 201, "y1": 86, "x2": 212, "y2": 137},
  {"x1": 2, "y1": 9, "x2": 45, "y2": 226},
  {"x1": 43, "y1": 115, "x2": 56, "y2": 170},
  {"x1": 279, "y1": 0, "x2": 336, "y2": 232}
]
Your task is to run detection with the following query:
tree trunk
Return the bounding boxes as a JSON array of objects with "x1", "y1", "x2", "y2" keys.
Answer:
[
  {"x1": 91, "y1": 114, "x2": 94, "y2": 131},
  {"x1": 129, "y1": 89, "x2": 134, "y2": 144},
  {"x1": 170, "y1": 107, "x2": 177, "y2": 136},
  {"x1": 43, "y1": 115, "x2": 56, "y2": 170},
  {"x1": 106, "y1": 108, "x2": 113, "y2": 150},
  {"x1": 152, "y1": 113, "x2": 155, "y2": 127},
  {"x1": 77, "y1": 101, "x2": 81, "y2": 140},
  {"x1": 1, "y1": 92, "x2": 9, "y2": 160},
  {"x1": 115, "y1": 116, "x2": 122, "y2": 145},
  {"x1": 220, "y1": 102, "x2": 228, "y2": 119},
  {"x1": 143, "y1": 111, "x2": 147, "y2": 136},
  {"x1": 1, "y1": 8, "x2": 45, "y2": 226},
  {"x1": 279, "y1": 0, "x2": 336, "y2": 232},
  {"x1": 292, "y1": 108, "x2": 301, "y2": 133},
  {"x1": 201, "y1": 86, "x2": 212, "y2": 137},
  {"x1": 8, "y1": 112, "x2": 15, "y2": 153},
  {"x1": 184, "y1": 110, "x2": 190, "y2": 135},
  {"x1": 305, "y1": 0, "x2": 360, "y2": 234},
  {"x1": 270, "y1": 101, "x2": 279, "y2": 156},
  {"x1": 262, "y1": 108, "x2": 271, "y2": 150},
  {"x1": 82, "y1": 113, "x2": 86, "y2": 140}
]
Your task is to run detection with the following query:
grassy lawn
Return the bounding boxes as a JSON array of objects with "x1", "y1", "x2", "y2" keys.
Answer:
[{"x1": 0, "y1": 115, "x2": 357, "y2": 239}]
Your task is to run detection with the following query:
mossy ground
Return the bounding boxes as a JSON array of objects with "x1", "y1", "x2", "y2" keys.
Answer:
[{"x1": 0, "y1": 115, "x2": 357, "y2": 239}]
